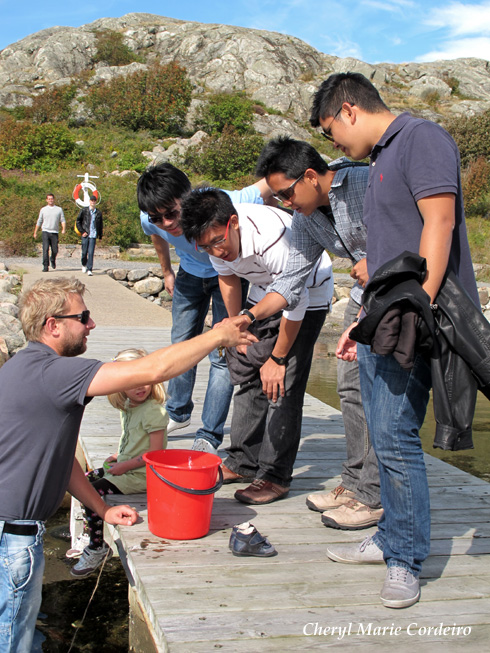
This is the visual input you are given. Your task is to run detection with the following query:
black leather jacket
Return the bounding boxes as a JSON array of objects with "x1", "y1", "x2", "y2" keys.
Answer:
[
  {"x1": 76, "y1": 207, "x2": 103, "y2": 239},
  {"x1": 351, "y1": 252, "x2": 490, "y2": 451}
]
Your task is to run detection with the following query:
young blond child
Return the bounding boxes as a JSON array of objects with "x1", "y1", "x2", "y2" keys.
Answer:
[{"x1": 68, "y1": 348, "x2": 168, "y2": 577}]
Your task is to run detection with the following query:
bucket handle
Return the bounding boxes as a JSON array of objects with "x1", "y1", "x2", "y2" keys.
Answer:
[{"x1": 149, "y1": 464, "x2": 224, "y2": 495}]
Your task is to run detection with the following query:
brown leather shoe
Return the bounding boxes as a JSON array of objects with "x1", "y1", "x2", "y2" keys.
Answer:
[
  {"x1": 221, "y1": 463, "x2": 255, "y2": 485},
  {"x1": 234, "y1": 479, "x2": 289, "y2": 505}
]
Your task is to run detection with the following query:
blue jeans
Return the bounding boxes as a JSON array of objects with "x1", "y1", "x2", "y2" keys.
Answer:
[
  {"x1": 0, "y1": 521, "x2": 45, "y2": 653},
  {"x1": 81, "y1": 236, "x2": 97, "y2": 271},
  {"x1": 167, "y1": 268, "x2": 246, "y2": 448},
  {"x1": 357, "y1": 344, "x2": 432, "y2": 575}
]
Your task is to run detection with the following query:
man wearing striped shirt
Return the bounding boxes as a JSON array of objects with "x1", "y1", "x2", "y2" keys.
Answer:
[{"x1": 180, "y1": 191, "x2": 333, "y2": 505}]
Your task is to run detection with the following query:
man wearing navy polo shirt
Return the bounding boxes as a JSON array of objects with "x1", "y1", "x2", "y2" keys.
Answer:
[
  {"x1": 137, "y1": 163, "x2": 271, "y2": 454},
  {"x1": 309, "y1": 73, "x2": 478, "y2": 609}
]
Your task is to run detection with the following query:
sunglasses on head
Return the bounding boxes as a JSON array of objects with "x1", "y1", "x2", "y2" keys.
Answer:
[{"x1": 43, "y1": 310, "x2": 91, "y2": 326}]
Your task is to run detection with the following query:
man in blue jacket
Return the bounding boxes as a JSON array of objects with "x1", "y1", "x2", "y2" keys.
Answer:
[{"x1": 137, "y1": 163, "x2": 272, "y2": 454}]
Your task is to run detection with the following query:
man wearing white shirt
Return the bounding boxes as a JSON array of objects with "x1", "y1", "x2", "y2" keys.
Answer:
[
  {"x1": 34, "y1": 193, "x2": 66, "y2": 272},
  {"x1": 180, "y1": 189, "x2": 333, "y2": 504}
]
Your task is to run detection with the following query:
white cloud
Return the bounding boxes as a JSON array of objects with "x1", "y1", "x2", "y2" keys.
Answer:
[
  {"x1": 416, "y1": 36, "x2": 490, "y2": 61},
  {"x1": 322, "y1": 35, "x2": 364, "y2": 60},
  {"x1": 362, "y1": 0, "x2": 415, "y2": 12},
  {"x1": 424, "y1": 1, "x2": 490, "y2": 36}
]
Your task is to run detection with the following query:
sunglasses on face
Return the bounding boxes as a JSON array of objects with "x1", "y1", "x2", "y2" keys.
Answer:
[
  {"x1": 147, "y1": 208, "x2": 180, "y2": 225},
  {"x1": 43, "y1": 310, "x2": 91, "y2": 326},
  {"x1": 272, "y1": 173, "x2": 305, "y2": 203},
  {"x1": 195, "y1": 217, "x2": 232, "y2": 254}
]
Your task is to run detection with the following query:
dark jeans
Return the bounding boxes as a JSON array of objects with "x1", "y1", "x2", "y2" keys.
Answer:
[
  {"x1": 42, "y1": 231, "x2": 58, "y2": 270},
  {"x1": 81, "y1": 236, "x2": 97, "y2": 271},
  {"x1": 224, "y1": 309, "x2": 327, "y2": 486}
]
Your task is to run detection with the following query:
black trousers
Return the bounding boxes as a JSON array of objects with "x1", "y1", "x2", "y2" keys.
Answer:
[{"x1": 42, "y1": 231, "x2": 58, "y2": 270}]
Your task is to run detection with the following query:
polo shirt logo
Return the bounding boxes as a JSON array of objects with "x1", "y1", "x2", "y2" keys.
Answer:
[{"x1": 380, "y1": 174, "x2": 383, "y2": 182}]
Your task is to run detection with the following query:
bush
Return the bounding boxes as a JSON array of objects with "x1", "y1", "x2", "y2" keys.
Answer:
[
  {"x1": 462, "y1": 156, "x2": 490, "y2": 217},
  {"x1": 25, "y1": 84, "x2": 77, "y2": 124},
  {"x1": 195, "y1": 92, "x2": 256, "y2": 135},
  {"x1": 86, "y1": 62, "x2": 192, "y2": 134},
  {"x1": 0, "y1": 117, "x2": 80, "y2": 172},
  {"x1": 184, "y1": 125, "x2": 264, "y2": 181},
  {"x1": 445, "y1": 109, "x2": 490, "y2": 167},
  {"x1": 93, "y1": 30, "x2": 141, "y2": 67}
]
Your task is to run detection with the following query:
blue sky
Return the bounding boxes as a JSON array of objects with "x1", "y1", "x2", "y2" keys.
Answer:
[{"x1": 1, "y1": 0, "x2": 489, "y2": 63}]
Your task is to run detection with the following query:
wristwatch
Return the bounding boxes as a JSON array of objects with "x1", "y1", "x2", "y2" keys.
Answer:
[
  {"x1": 270, "y1": 353, "x2": 287, "y2": 366},
  {"x1": 238, "y1": 308, "x2": 256, "y2": 325}
]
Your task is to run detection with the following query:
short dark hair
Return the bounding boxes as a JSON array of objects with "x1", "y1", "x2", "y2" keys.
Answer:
[
  {"x1": 89, "y1": 195, "x2": 97, "y2": 201},
  {"x1": 180, "y1": 188, "x2": 236, "y2": 243},
  {"x1": 256, "y1": 136, "x2": 329, "y2": 179},
  {"x1": 310, "y1": 72, "x2": 389, "y2": 127},
  {"x1": 137, "y1": 163, "x2": 191, "y2": 215}
]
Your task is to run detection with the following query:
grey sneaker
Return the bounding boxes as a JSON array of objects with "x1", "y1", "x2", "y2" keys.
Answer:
[
  {"x1": 70, "y1": 544, "x2": 113, "y2": 578},
  {"x1": 191, "y1": 438, "x2": 218, "y2": 454},
  {"x1": 381, "y1": 566, "x2": 420, "y2": 608},
  {"x1": 326, "y1": 535, "x2": 384, "y2": 564},
  {"x1": 321, "y1": 500, "x2": 384, "y2": 530},
  {"x1": 306, "y1": 485, "x2": 356, "y2": 512},
  {"x1": 167, "y1": 417, "x2": 191, "y2": 435}
]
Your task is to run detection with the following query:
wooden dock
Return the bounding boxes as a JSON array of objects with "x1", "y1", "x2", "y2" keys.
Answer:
[{"x1": 78, "y1": 325, "x2": 490, "y2": 652}]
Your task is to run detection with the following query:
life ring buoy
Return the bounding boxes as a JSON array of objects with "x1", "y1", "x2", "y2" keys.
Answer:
[{"x1": 73, "y1": 182, "x2": 100, "y2": 208}]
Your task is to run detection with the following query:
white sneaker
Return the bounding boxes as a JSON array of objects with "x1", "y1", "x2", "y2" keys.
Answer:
[
  {"x1": 87, "y1": 270, "x2": 93, "y2": 276},
  {"x1": 65, "y1": 533, "x2": 90, "y2": 559},
  {"x1": 70, "y1": 543, "x2": 113, "y2": 577},
  {"x1": 167, "y1": 417, "x2": 191, "y2": 435},
  {"x1": 81, "y1": 266, "x2": 87, "y2": 273},
  {"x1": 191, "y1": 438, "x2": 218, "y2": 454}
]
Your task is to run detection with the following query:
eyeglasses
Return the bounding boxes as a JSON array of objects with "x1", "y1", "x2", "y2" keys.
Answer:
[
  {"x1": 321, "y1": 106, "x2": 343, "y2": 142},
  {"x1": 272, "y1": 173, "x2": 305, "y2": 203},
  {"x1": 147, "y1": 208, "x2": 180, "y2": 225},
  {"x1": 43, "y1": 310, "x2": 91, "y2": 326},
  {"x1": 195, "y1": 218, "x2": 232, "y2": 254}
]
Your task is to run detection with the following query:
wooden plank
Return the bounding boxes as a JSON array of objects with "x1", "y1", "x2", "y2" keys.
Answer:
[{"x1": 78, "y1": 326, "x2": 490, "y2": 653}]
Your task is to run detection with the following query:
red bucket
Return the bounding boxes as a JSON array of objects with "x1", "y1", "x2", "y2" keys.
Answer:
[{"x1": 143, "y1": 449, "x2": 223, "y2": 540}]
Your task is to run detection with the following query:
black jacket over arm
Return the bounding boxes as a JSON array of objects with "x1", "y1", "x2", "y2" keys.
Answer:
[{"x1": 351, "y1": 252, "x2": 490, "y2": 451}]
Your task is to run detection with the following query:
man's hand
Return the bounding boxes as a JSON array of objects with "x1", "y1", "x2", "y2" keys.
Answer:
[
  {"x1": 214, "y1": 316, "x2": 258, "y2": 348},
  {"x1": 214, "y1": 314, "x2": 252, "y2": 332},
  {"x1": 260, "y1": 358, "x2": 285, "y2": 402},
  {"x1": 102, "y1": 504, "x2": 139, "y2": 527},
  {"x1": 163, "y1": 270, "x2": 175, "y2": 296},
  {"x1": 335, "y1": 324, "x2": 358, "y2": 362},
  {"x1": 350, "y1": 258, "x2": 369, "y2": 287}
]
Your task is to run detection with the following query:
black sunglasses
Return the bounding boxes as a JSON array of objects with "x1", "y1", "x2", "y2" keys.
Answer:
[
  {"x1": 272, "y1": 173, "x2": 305, "y2": 203},
  {"x1": 43, "y1": 310, "x2": 91, "y2": 326}
]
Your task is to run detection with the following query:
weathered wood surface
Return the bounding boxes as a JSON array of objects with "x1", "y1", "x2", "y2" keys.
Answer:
[{"x1": 79, "y1": 326, "x2": 490, "y2": 652}]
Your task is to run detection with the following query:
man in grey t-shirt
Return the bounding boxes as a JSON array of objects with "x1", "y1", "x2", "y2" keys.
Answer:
[
  {"x1": 33, "y1": 193, "x2": 66, "y2": 272},
  {"x1": 0, "y1": 277, "x2": 256, "y2": 652}
]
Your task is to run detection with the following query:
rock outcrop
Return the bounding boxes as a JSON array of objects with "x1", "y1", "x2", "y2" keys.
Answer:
[{"x1": 1, "y1": 12, "x2": 490, "y2": 130}]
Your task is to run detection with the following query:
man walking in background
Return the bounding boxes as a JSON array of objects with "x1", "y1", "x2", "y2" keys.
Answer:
[
  {"x1": 76, "y1": 195, "x2": 103, "y2": 276},
  {"x1": 34, "y1": 193, "x2": 66, "y2": 272}
]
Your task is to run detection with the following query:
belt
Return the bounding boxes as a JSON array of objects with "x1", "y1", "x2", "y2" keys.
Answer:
[{"x1": 3, "y1": 522, "x2": 38, "y2": 536}]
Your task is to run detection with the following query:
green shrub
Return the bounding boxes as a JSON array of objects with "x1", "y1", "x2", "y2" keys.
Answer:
[
  {"x1": 93, "y1": 30, "x2": 141, "y2": 67},
  {"x1": 462, "y1": 156, "x2": 490, "y2": 217},
  {"x1": 195, "y1": 92, "x2": 256, "y2": 135},
  {"x1": 85, "y1": 62, "x2": 192, "y2": 134},
  {"x1": 25, "y1": 84, "x2": 77, "y2": 124},
  {"x1": 184, "y1": 125, "x2": 264, "y2": 181},
  {"x1": 445, "y1": 109, "x2": 490, "y2": 167},
  {"x1": 0, "y1": 117, "x2": 80, "y2": 172}
]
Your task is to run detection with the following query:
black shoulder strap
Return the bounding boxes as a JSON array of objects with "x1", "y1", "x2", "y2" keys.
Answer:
[{"x1": 328, "y1": 160, "x2": 369, "y2": 171}]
